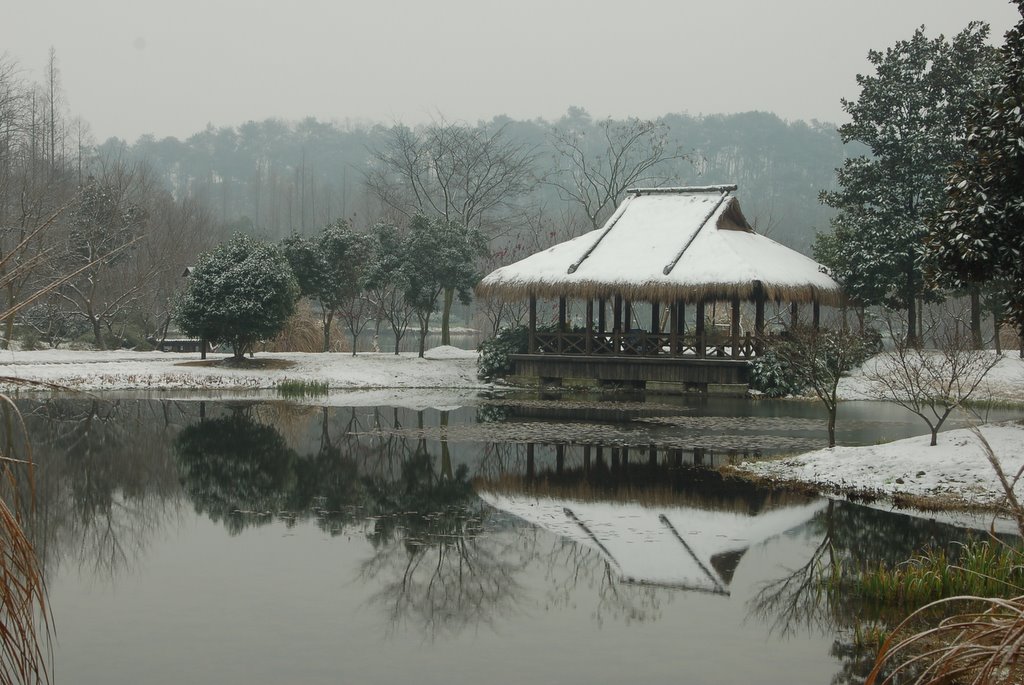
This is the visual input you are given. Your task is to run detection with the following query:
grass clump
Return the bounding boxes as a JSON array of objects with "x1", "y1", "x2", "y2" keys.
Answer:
[
  {"x1": 276, "y1": 379, "x2": 329, "y2": 398},
  {"x1": 851, "y1": 540, "x2": 1024, "y2": 608}
]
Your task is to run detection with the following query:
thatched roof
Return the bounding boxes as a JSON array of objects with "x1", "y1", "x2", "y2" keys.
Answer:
[{"x1": 478, "y1": 185, "x2": 843, "y2": 305}]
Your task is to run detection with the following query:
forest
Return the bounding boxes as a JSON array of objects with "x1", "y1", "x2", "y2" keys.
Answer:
[{"x1": 1, "y1": 49, "x2": 846, "y2": 352}]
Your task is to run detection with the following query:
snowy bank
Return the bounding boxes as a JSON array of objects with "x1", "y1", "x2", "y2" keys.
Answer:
[
  {"x1": 837, "y1": 350, "x2": 1024, "y2": 403},
  {"x1": 734, "y1": 421, "x2": 1024, "y2": 510},
  {"x1": 0, "y1": 346, "x2": 487, "y2": 393}
]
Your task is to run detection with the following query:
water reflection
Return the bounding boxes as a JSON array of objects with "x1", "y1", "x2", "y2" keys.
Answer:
[
  {"x1": 18, "y1": 398, "x2": 185, "y2": 579},
  {"x1": 12, "y1": 397, "x2": 1017, "y2": 685}
]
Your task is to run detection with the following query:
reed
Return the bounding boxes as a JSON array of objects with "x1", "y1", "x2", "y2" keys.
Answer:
[
  {"x1": 276, "y1": 378, "x2": 330, "y2": 398},
  {"x1": 849, "y1": 541, "x2": 1024, "y2": 609}
]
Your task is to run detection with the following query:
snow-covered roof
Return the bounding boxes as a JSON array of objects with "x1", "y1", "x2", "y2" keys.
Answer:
[
  {"x1": 478, "y1": 186, "x2": 843, "y2": 305},
  {"x1": 480, "y1": 491, "x2": 827, "y2": 594}
]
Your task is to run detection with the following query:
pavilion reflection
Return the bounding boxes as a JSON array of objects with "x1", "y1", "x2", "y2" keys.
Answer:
[{"x1": 475, "y1": 442, "x2": 826, "y2": 595}]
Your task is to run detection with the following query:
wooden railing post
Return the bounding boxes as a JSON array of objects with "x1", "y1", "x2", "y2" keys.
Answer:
[{"x1": 528, "y1": 295, "x2": 537, "y2": 353}]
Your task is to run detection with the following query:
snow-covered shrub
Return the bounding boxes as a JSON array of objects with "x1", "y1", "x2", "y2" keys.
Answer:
[
  {"x1": 749, "y1": 348, "x2": 805, "y2": 397},
  {"x1": 477, "y1": 326, "x2": 529, "y2": 380}
]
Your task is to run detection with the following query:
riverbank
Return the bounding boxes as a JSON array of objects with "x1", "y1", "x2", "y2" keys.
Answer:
[
  {"x1": 2, "y1": 346, "x2": 1023, "y2": 514},
  {"x1": 0, "y1": 346, "x2": 488, "y2": 392},
  {"x1": 732, "y1": 421, "x2": 1024, "y2": 516}
]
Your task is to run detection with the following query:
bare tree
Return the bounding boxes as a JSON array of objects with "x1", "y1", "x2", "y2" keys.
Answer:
[
  {"x1": 773, "y1": 323, "x2": 869, "y2": 447},
  {"x1": 366, "y1": 118, "x2": 536, "y2": 344},
  {"x1": 864, "y1": 310, "x2": 1000, "y2": 446},
  {"x1": 547, "y1": 117, "x2": 689, "y2": 231}
]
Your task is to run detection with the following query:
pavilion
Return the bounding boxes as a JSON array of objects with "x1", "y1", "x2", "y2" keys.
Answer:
[{"x1": 477, "y1": 185, "x2": 843, "y2": 391}]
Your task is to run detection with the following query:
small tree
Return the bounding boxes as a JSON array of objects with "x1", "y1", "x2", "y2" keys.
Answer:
[
  {"x1": 174, "y1": 233, "x2": 299, "y2": 360},
  {"x1": 281, "y1": 220, "x2": 373, "y2": 352},
  {"x1": 364, "y1": 222, "x2": 416, "y2": 355},
  {"x1": 771, "y1": 325, "x2": 869, "y2": 448},
  {"x1": 400, "y1": 216, "x2": 483, "y2": 358},
  {"x1": 863, "y1": 312, "x2": 999, "y2": 446}
]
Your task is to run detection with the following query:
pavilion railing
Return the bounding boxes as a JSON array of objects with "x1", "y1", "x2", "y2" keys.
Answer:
[{"x1": 531, "y1": 331, "x2": 762, "y2": 358}]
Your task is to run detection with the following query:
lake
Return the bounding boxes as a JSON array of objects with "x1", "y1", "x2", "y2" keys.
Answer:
[{"x1": 15, "y1": 393, "x2": 1022, "y2": 685}]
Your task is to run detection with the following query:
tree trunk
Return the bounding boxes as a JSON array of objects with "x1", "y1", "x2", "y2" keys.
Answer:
[
  {"x1": 418, "y1": 315, "x2": 429, "y2": 358},
  {"x1": 994, "y1": 314, "x2": 1003, "y2": 355},
  {"x1": 930, "y1": 427, "x2": 939, "y2": 447},
  {"x1": 440, "y1": 287, "x2": 454, "y2": 346},
  {"x1": 827, "y1": 408, "x2": 836, "y2": 448},
  {"x1": 91, "y1": 315, "x2": 104, "y2": 350},
  {"x1": 906, "y1": 296, "x2": 917, "y2": 348},
  {"x1": 970, "y1": 285, "x2": 983, "y2": 350},
  {"x1": 323, "y1": 310, "x2": 333, "y2": 352},
  {"x1": 2, "y1": 283, "x2": 15, "y2": 350}
]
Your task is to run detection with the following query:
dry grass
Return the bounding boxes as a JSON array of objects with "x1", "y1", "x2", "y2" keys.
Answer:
[
  {"x1": 0, "y1": 400, "x2": 52, "y2": 685},
  {"x1": 867, "y1": 426, "x2": 1024, "y2": 684},
  {"x1": 262, "y1": 301, "x2": 348, "y2": 353}
]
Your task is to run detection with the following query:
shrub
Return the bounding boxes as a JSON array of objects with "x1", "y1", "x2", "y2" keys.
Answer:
[
  {"x1": 749, "y1": 348, "x2": 806, "y2": 397},
  {"x1": 477, "y1": 326, "x2": 529, "y2": 380}
]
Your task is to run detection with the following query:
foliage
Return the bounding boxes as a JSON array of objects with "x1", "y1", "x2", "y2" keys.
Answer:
[
  {"x1": 477, "y1": 325, "x2": 529, "y2": 380},
  {"x1": 399, "y1": 216, "x2": 485, "y2": 357},
  {"x1": 173, "y1": 233, "x2": 299, "y2": 359},
  {"x1": 749, "y1": 347, "x2": 805, "y2": 397},
  {"x1": 816, "y1": 24, "x2": 999, "y2": 342},
  {"x1": 281, "y1": 220, "x2": 374, "y2": 352},
  {"x1": 927, "y1": 3, "x2": 1024, "y2": 338}
]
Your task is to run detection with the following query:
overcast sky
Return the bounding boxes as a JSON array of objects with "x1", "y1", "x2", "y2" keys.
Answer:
[{"x1": 2, "y1": 0, "x2": 1021, "y2": 143}]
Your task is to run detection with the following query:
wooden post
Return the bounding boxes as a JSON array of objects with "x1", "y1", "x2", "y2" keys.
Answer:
[
  {"x1": 790, "y1": 301, "x2": 799, "y2": 328},
  {"x1": 528, "y1": 295, "x2": 537, "y2": 353},
  {"x1": 731, "y1": 296, "x2": 741, "y2": 359},
  {"x1": 526, "y1": 443, "x2": 535, "y2": 480},
  {"x1": 754, "y1": 283, "x2": 765, "y2": 355},
  {"x1": 650, "y1": 300, "x2": 660, "y2": 356},
  {"x1": 583, "y1": 445, "x2": 591, "y2": 472},
  {"x1": 696, "y1": 300, "x2": 706, "y2": 358},
  {"x1": 558, "y1": 296, "x2": 567, "y2": 353},
  {"x1": 613, "y1": 294, "x2": 623, "y2": 352},
  {"x1": 598, "y1": 297, "x2": 606, "y2": 333},
  {"x1": 813, "y1": 300, "x2": 821, "y2": 330},
  {"x1": 556, "y1": 444, "x2": 565, "y2": 474},
  {"x1": 624, "y1": 300, "x2": 632, "y2": 331},
  {"x1": 585, "y1": 299, "x2": 594, "y2": 354},
  {"x1": 669, "y1": 300, "x2": 679, "y2": 355}
]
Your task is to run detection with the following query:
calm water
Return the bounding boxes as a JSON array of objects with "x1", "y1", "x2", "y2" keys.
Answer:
[{"x1": 16, "y1": 394, "x2": 1023, "y2": 685}]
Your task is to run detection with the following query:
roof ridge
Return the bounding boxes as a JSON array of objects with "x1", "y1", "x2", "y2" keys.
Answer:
[
  {"x1": 628, "y1": 184, "x2": 738, "y2": 195},
  {"x1": 661, "y1": 191, "x2": 732, "y2": 276}
]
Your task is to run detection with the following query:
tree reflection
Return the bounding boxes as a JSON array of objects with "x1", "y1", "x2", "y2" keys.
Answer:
[
  {"x1": 358, "y1": 434, "x2": 529, "y2": 639},
  {"x1": 15, "y1": 398, "x2": 187, "y2": 580},
  {"x1": 747, "y1": 499, "x2": 993, "y2": 684}
]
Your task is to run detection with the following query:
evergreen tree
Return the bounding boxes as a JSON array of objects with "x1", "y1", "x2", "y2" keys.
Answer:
[
  {"x1": 174, "y1": 233, "x2": 299, "y2": 359},
  {"x1": 399, "y1": 216, "x2": 484, "y2": 358},
  {"x1": 927, "y1": 1, "x2": 1024, "y2": 351},
  {"x1": 816, "y1": 23, "x2": 998, "y2": 345}
]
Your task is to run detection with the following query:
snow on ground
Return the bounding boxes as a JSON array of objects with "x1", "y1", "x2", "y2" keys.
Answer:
[
  {"x1": 837, "y1": 350, "x2": 1024, "y2": 403},
  {"x1": 0, "y1": 346, "x2": 487, "y2": 394},
  {"x1": 736, "y1": 421, "x2": 1024, "y2": 510}
]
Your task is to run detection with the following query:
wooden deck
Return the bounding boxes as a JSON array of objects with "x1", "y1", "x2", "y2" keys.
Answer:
[{"x1": 511, "y1": 353, "x2": 751, "y2": 393}]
